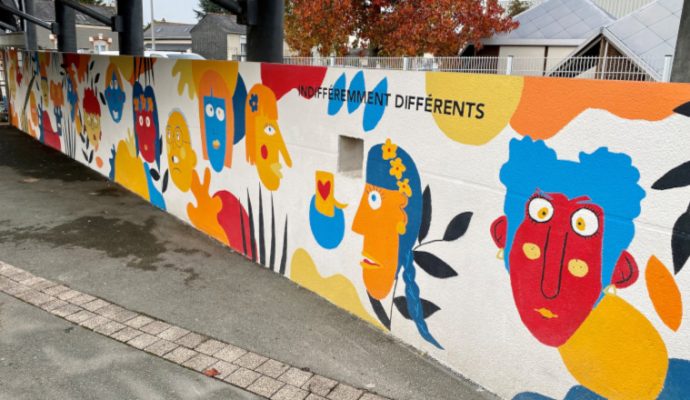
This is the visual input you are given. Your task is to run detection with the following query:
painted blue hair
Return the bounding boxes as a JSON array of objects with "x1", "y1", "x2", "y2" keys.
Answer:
[
  {"x1": 366, "y1": 143, "x2": 442, "y2": 349},
  {"x1": 132, "y1": 82, "x2": 162, "y2": 166},
  {"x1": 499, "y1": 137, "x2": 645, "y2": 287}
]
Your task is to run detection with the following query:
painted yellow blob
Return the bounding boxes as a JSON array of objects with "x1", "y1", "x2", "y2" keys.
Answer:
[
  {"x1": 113, "y1": 136, "x2": 149, "y2": 201},
  {"x1": 646, "y1": 255, "x2": 683, "y2": 332},
  {"x1": 425, "y1": 73, "x2": 524, "y2": 145},
  {"x1": 568, "y1": 259, "x2": 589, "y2": 278},
  {"x1": 522, "y1": 242, "x2": 541, "y2": 260},
  {"x1": 290, "y1": 248, "x2": 384, "y2": 329},
  {"x1": 559, "y1": 293, "x2": 668, "y2": 400}
]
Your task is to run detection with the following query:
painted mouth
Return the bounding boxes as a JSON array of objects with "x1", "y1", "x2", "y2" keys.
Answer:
[
  {"x1": 360, "y1": 254, "x2": 380, "y2": 270},
  {"x1": 113, "y1": 110, "x2": 119, "y2": 119},
  {"x1": 270, "y1": 162, "x2": 282, "y2": 179},
  {"x1": 535, "y1": 308, "x2": 558, "y2": 319}
]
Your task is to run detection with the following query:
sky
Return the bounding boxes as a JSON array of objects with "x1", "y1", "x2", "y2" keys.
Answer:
[{"x1": 141, "y1": 0, "x2": 199, "y2": 25}]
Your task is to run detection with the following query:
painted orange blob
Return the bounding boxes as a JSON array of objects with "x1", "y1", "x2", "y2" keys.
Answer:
[
  {"x1": 511, "y1": 77, "x2": 690, "y2": 139},
  {"x1": 646, "y1": 255, "x2": 683, "y2": 332},
  {"x1": 95, "y1": 157, "x2": 103, "y2": 168}
]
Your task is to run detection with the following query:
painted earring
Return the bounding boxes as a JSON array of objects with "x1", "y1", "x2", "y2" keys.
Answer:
[{"x1": 496, "y1": 248, "x2": 504, "y2": 260}]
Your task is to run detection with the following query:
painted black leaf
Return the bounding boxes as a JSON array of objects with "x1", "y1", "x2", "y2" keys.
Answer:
[
  {"x1": 443, "y1": 212, "x2": 473, "y2": 241},
  {"x1": 94, "y1": 73, "x2": 100, "y2": 84},
  {"x1": 368, "y1": 295, "x2": 391, "y2": 329},
  {"x1": 394, "y1": 296, "x2": 441, "y2": 320},
  {"x1": 162, "y1": 170, "x2": 169, "y2": 193},
  {"x1": 413, "y1": 251, "x2": 458, "y2": 278},
  {"x1": 149, "y1": 168, "x2": 160, "y2": 181},
  {"x1": 99, "y1": 92, "x2": 106, "y2": 105},
  {"x1": 418, "y1": 185, "x2": 432, "y2": 243},
  {"x1": 672, "y1": 208, "x2": 690, "y2": 274},
  {"x1": 89, "y1": 60, "x2": 95, "y2": 71},
  {"x1": 81, "y1": 149, "x2": 88, "y2": 160},
  {"x1": 88, "y1": 150, "x2": 94, "y2": 164},
  {"x1": 674, "y1": 101, "x2": 690, "y2": 117},
  {"x1": 652, "y1": 161, "x2": 690, "y2": 190}
]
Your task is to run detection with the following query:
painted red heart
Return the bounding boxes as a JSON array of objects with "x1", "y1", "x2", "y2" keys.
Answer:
[{"x1": 317, "y1": 180, "x2": 331, "y2": 200}]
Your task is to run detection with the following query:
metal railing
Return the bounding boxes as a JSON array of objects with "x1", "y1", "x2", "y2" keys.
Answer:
[{"x1": 279, "y1": 55, "x2": 674, "y2": 82}]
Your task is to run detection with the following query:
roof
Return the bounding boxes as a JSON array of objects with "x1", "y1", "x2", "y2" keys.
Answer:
[
  {"x1": 34, "y1": 0, "x2": 116, "y2": 26},
  {"x1": 601, "y1": 0, "x2": 680, "y2": 75},
  {"x1": 144, "y1": 21, "x2": 194, "y2": 40},
  {"x1": 482, "y1": 0, "x2": 614, "y2": 46},
  {"x1": 190, "y1": 13, "x2": 246, "y2": 35}
]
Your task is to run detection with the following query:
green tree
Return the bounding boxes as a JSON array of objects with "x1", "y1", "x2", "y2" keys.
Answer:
[
  {"x1": 195, "y1": 0, "x2": 228, "y2": 19},
  {"x1": 507, "y1": 0, "x2": 529, "y2": 16}
]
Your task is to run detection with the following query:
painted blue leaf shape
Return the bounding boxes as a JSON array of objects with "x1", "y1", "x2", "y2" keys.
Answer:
[
  {"x1": 327, "y1": 73, "x2": 346, "y2": 116},
  {"x1": 363, "y1": 77, "x2": 387, "y2": 132},
  {"x1": 347, "y1": 71, "x2": 365, "y2": 114}
]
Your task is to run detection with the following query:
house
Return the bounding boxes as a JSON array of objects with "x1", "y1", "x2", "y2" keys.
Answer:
[
  {"x1": 552, "y1": 0, "x2": 681, "y2": 81},
  {"x1": 191, "y1": 13, "x2": 246, "y2": 60},
  {"x1": 191, "y1": 13, "x2": 297, "y2": 60},
  {"x1": 33, "y1": 0, "x2": 118, "y2": 52},
  {"x1": 464, "y1": 0, "x2": 615, "y2": 75},
  {"x1": 144, "y1": 20, "x2": 194, "y2": 52}
]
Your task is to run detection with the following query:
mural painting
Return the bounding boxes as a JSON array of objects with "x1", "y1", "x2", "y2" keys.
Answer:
[{"x1": 7, "y1": 49, "x2": 690, "y2": 399}]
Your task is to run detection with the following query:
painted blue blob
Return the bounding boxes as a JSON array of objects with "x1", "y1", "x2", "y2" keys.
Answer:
[
  {"x1": 328, "y1": 73, "x2": 346, "y2": 116},
  {"x1": 363, "y1": 77, "x2": 388, "y2": 132},
  {"x1": 105, "y1": 70, "x2": 125, "y2": 122},
  {"x1": 499, "y1": 137, "x2": 645, "y2": 288},
  {"x1": 512, "y1": 393, "x2": 554, "y2": 400},
  {"x1": 347, "y1": 71, "x2": 365, "y2": 114},
  {"x1": 564, "y1": 386, "x2": 604, "y2": 400},
  {"x1": 309, "y1": 195, "x2": 345, "y2": 249},
  {"x1": 202, "y1": 94, "x2": 227, "y2": 172},
  {"x1": 658, "y1": 358, "x2": 690, "y2": 399},
  {"x1": 144, "y1": 164, "x2": 166, "y2": 211},
  {"x1": 233, "y1": 74, "x2": 247, "y2": 144}
]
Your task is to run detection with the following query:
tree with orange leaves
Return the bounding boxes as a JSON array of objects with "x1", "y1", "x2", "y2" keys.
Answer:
[{"x1": 285, "y1": 0, "x2": 518, "y2": 57}]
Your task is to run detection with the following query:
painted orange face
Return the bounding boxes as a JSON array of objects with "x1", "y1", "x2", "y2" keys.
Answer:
[{"x1": 352, "y1": 184, "x2": 408, "y2": 300}]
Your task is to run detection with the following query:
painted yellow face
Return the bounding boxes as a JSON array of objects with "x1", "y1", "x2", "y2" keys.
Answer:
[
  {"x1": 166, "y1": 110, "x2": 197, "y2": 192},
  {"x1": 84, "y1": 112, "x2": 101, "y2": 149},
  {"x1": 253, "y1": 113, "x2": 291, "y2": 191}
]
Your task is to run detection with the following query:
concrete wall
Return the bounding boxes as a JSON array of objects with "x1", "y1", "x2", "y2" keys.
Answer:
[{"x1": 6, "y1": 49, "x2": 690, "y2": 400}]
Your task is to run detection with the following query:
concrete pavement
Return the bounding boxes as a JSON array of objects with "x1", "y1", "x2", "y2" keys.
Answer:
[{"x1": 0, "y1": 126, "x2": 495, "y2": 400}]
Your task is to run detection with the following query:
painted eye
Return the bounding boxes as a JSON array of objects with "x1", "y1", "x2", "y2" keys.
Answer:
[
  {"x1": 216, "y1": 107, "x2": 225, "y2": 122},
  {"x1": 528, "y1": 197, "x2": 553, "y2": 223},
  {"x1": 205, "y1": 103, "x2": 214, "y2": 117},
  {"x1": 571, "y1": 208, "x2": 599, "y2": 237},
  {"x1": 145, "y1": 116, "x2": 151, "y2": 128},
  {"x1": 368, "y1": 190, "x2": 382, "y2": 210},
  {"x1": 166, "y1": 127, "x2": 172, "y2": 141},
  {"x1": 264, "y1": 125, "x2": 276, "y2": 136},
  {"x1": 138, "y1": 115, "x2": 143, "y2": 126}
]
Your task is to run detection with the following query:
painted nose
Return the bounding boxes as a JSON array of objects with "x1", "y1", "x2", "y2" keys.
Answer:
[{"x1": 541, "y1": 228, "x2": 569, "y2": 299}]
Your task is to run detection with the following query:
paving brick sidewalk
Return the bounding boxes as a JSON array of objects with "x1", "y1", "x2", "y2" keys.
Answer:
[{"x1": 0, "y1": 261, "x2": 386, "y2": 400}]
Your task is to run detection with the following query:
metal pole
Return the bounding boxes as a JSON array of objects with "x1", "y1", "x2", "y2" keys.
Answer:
[
  {"x1": 117, "y1": 0, "x2": 144, "y2": 56},
  {"x1": 662, "y1": 54, "x2": 673, "y2": 82},
  {"x1": 246, "y1": 0, "x2": 283, "y2": 62},
  {"x1": 672, "y1": 0, "x2": 690, "y2": 82},
  {"x1": 149, "y1": 0, "x2": 155, "y2": 50},
  {"x1": 23, "y1": 0, "x2": 37, "y2": 50},
  {"x1": 506, "y1": 55, "x2": 513, "y2": 75},
  {"x1": 56, "y1": 0, "x2": 77, "y2": 53}
]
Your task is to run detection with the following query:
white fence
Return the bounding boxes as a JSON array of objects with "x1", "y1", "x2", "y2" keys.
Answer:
[{"x1": 279, "y1": 55, "x2": 674, "y2": 82}]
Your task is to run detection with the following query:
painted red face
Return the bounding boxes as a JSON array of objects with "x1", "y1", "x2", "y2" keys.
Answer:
[
  {"x1": 509, "y1": 192, "x2": 604, "y2": 347},
  {"x1": 135, "y1": 108, "x2": 156, "y2": 163}
]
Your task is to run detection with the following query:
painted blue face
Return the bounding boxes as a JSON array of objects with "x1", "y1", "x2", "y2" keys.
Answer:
[
  {"x1": 66, "y1": 76, "x2": 78, "y2": 118},
  {"x1": 203, "y1": 94, "x2": 227, "y2": 172},
  {"x1": 105, "y1": 71, "x2": 125, "y2": 122}
]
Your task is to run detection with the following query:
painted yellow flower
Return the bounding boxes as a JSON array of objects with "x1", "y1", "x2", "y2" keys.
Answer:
[
  {"x1": 382, "y1": 138, "x2": 397, "y2": 160},
  {"x1": 397, "y1": 178, "x2": 412, "y2": 197},
  {"x1": 389, "y1": 157, "x2": 406, "y2": 180}
]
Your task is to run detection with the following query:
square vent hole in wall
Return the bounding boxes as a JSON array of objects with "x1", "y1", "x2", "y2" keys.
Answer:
[{"x1": 338, "y1": 135, "x2": 363, "y2": 178}]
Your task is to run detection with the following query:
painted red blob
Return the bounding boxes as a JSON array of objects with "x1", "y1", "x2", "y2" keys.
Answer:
[
  {"x1": 41, "y1": 111, "x2": 61, "y2": 151},
  {"x1": 215, "y1": 191, "x2": 253, "y2": 259},
  {"x1": 83, "y1": 88, "x2": 101, "y2": 116},
  {"x1": 509, "y1": 192, "x2": 604, "y2": 347},
  {"x1": 260, "y1": 144, "x2": 268, "y2": 160}
]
